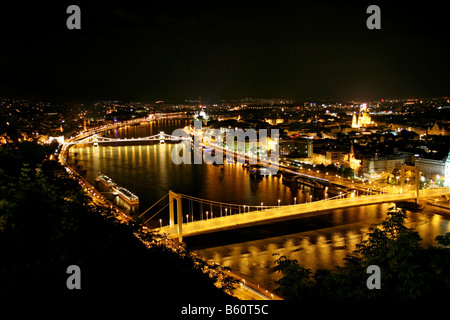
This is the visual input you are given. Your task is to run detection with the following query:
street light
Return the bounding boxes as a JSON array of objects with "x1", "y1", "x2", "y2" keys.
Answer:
[
  {"x1": 278, "y1": 199, "x2": 281, "y2": 207},
  {"x1": 294, "y1": 197, "x2": 297, "y2": 205},
  {"x1": 206, "y1": 211, "x2": 209, "y2": 220},
  {"x1": 159, "y1": 219, "x2": 162, "y2": 229}
]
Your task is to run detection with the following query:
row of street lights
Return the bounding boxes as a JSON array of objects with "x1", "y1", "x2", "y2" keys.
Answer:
[
  {"x1": 159, "y1": 188, "x2": 389, "y2": 229},
  {"x1": 174, "y1": 196, "x2": 319, "y2": 226}
]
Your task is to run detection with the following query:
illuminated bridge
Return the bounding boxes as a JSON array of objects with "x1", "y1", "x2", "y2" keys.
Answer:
[
  {"x1": 65, "y1": 131, "x2": 191, "y2": 146},
  {"x1": 141, "y1": 188, "x2": 450, "y2": 242}
]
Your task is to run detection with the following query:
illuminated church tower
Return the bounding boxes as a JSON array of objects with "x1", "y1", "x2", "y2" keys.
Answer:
[{"x1": 352, "y1": 113, "x2": 359, "y2": 128}]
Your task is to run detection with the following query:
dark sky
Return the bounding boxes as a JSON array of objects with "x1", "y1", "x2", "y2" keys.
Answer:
[{"x1": 0, "y1": 1, "x2": 449, "y2": 103}]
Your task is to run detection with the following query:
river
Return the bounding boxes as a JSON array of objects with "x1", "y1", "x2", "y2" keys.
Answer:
[{"x1": 67, "y1": 119, "x2": 450, "y2": 293}]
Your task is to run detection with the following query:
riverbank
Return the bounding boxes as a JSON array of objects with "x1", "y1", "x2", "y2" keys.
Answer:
[
  {"x1": 193, "y1": 202, "x2": 450, "y2": 293},
  {"x1": 60, "y1": 118, "x2": 450, "y2": 299}
]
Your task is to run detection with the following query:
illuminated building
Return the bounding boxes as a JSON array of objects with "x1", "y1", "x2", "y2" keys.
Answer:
[
  {"x1": 428, "y1": 122, "x2": 448, "y2": 136},
  {"x1": 416, "y1": 151, "x2": 450, "y2": 186},
  {"x1": 362, "y1": 155, "x2": 406, "y2": 179},
  {"x1": 352, "y1": 103, "x2": 373, "y2": 128},
  {"x1": 194, "y1": 109, "x2": 209, "y2": 123},
  {"x1": 445, "y1": 151, "x2": 450, "y2": 187}
]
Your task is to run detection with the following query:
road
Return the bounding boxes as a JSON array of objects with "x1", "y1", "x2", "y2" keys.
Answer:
[
  {"x1": 225, "y1": 270, "x2": 282, "y2": 300},
  {"x1": 204, "y1": 140, "x2": 411, "y2": 196},
  {"x1": 161, "y1": 188, "x2": 450, "y2": 240}
]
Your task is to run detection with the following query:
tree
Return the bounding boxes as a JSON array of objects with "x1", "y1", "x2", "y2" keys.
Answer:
[
  {"x1": 339, "y1": 165, "x2": 354, "y2": 179},
  {"x1": 0, "y1": 141, "x2": 236, "y2": 303},
  {"x1": 343, "y1": 167, "x2": 355, "y2": 179},
  {"x1": 339, "y1": 206, "x2": 424, "y2": 300},
  {"x1": 389, "y1": 168, "x2": 401, "y2": 185},
  {"x1": 273, "y1": 205, "x2": 450, "y2": 300},
  {"x1": 436, "y1": 233, "x2": 450, "y2": 247},
  {"x1": 325, "y1": 163, "x2": 339, "y2": 175},
  {"x1": 273, "y1": 255, "x2": 314, "y2": 300}
]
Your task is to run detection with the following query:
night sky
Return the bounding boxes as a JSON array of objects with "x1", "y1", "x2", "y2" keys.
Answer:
[{"x1": 0, "y1": 1, "x2": 449, "y2": 103}]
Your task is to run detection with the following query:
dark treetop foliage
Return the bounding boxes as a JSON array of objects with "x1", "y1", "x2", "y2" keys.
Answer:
[
  {"x1": 0, "y1": 142, "x2": 236, "y2": 304},
  {"x1": 274, "y1": 206, "x2": 450, "y2": 301}
]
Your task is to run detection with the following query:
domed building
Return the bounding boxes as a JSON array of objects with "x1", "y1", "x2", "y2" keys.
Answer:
[
  {"x1": 352, "y1": 104, "x2": 373, "y2": 128},
  {"x1": 194, "y1": 109, "x2": 209, "y2": 122}
]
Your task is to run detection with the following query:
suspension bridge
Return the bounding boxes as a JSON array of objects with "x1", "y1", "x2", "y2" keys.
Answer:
[
  {"x1": 139, "y1": 187, "x2": 450, "y2": 242},
  {"x1": 65, "y1": 131, "x2": 191, "y2": 146}
]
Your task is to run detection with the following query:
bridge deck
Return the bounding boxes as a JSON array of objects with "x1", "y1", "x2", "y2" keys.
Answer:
[{"x1": 158, "y1": 188, "x2": 450, "y2": 239}]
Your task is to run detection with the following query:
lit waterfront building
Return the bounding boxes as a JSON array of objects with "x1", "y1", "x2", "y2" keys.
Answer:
[
  {"x1": 446, "y1": 151, "x2": 450, "y2": 187},
  {"x1": 415, "y1": 150, "x2": 450, "y2": 186},
  {"x1": 415, "y1": 156, "x2": 446, "y2": 179},
  {"x1": 362, "y1": 154, "x2": 406, "y2": 180}
]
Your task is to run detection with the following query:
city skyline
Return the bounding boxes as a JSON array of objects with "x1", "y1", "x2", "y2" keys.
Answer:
[
  {"x1": 0, "y1": 2, "x2": 449, "y2": 103},
  {"x1": 1, "y1": 2, "x2": 450, "y2": 307}
]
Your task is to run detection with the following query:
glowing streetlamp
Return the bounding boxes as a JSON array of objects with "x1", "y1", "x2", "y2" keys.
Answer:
[{"x1": 294, "y1": 197, "x2": 297, "y2": 205}]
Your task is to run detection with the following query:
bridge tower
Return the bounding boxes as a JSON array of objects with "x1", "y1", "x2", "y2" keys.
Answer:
[
  {"x1": 92, "y1": 134, "x2": 99, "y2": 146},
  {"x1": 400, "y1": 164, "x2": 420, "y2": 203},
  {"x1": 307, "y1": 141, "x2": 313, "y2": 158},
  {"x1": 169, "y1": 190, "x2": 183, "y2": 242},
  {"x1": 159, "y1": 131, "x2": 165, "y2": 143}
]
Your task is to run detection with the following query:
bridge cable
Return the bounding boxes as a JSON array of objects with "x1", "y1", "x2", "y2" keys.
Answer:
[
  {"x1": 138, "y1": 193, "x2": 169, "y2": 218},
  {"x1": 178, "y1": 193, "x2": 260, "y2": 210},
  {"x1": 143, "y1": 202, "x2": 171, "y2": 224}
]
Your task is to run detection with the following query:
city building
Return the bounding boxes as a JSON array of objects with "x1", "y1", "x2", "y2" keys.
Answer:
[
  {"x1": 416, "y1": 150, "x2": 450, "y2": 186},
  {"x1": 362, "y1": 154, "x2": 406, "y2": 179},
  {"x1": 415, "y1": 157, "x2": 446, "y2": 178},
  {"x1": 428, "y1": 121, "x2": 448, "y2": 136},
  {"x1": 343, "y1": 143, "x2": 362, "y2": 173},
  {"x1": 326, "y1": 150, "x2": 346, "y2": 165},
  {"x1": 279, "y1": 140, "x2": 309, "y2": 157},
  {"x1": 352, "y1": 103, "x2": 373, "y2": 128},
  {"x1": 446, "y1": 152, "x2": 450, "y2": 187}
]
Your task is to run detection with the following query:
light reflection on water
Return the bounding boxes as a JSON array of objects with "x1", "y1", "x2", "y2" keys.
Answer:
[
  {"x1": 196, "y1": 205, "x2": 450, "y2": 292},
  {"x1": 68, "y1": 120, "x2": 450, "y2": 293},
  {"x1": 69, "y1": 144, "x2": 325, "y2": 226}
]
